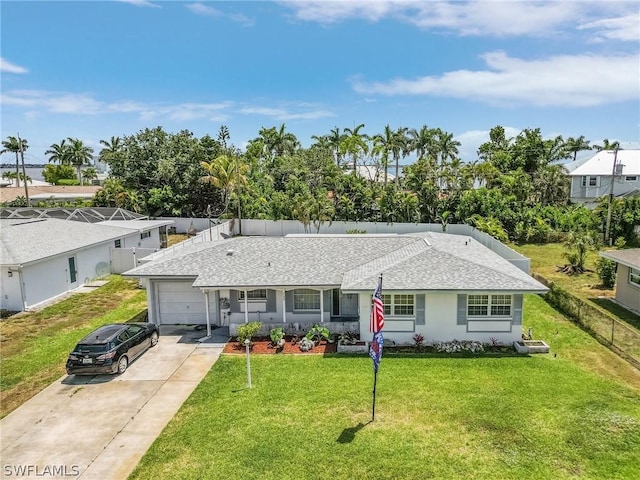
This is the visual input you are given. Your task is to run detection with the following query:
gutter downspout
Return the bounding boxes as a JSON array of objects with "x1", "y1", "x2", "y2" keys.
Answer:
[{"x1": 17, "y1": 267, "x2": 27, "y2": 311}]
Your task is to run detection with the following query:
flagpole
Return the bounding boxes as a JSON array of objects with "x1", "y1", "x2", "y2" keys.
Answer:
[{"x1": 372, "y1": 367, "x2": 378, "y2": 422}]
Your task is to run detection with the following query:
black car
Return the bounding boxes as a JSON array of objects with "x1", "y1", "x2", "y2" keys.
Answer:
[{"x1": 66, "y1": 323, "x2": 159, "y2": 375}]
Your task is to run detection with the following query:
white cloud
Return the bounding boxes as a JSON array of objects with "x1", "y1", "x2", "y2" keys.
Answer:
[
  {"x1": 0, "y1": 89, "x2": 233, "y2": 122},
  {"x1": 185, "y1": 2, "x2": 221, "y2": 17},
  {"x1": 186, "y1": 2, "x2": 255, "y2": 26},
  {"x1": 238, "y1": 106, "x2": 334, "y2": 120},
  {"x1": 0, "y1": 57, "x2": 29, "y2": 74},
  {"x1": 279, "y1": 0, "x2": 595, "y2": 37},
  {"x1": 117, "y1": 0, "x2": 161, "y2": 8},
  {"x1": 578, "y1": 13, "x2": 640, "y2": 42},
  {"x1": 352, "y1": 51, "x2": 640, "y2": 107}
]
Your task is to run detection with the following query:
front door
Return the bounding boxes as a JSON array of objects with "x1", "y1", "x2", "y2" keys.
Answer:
[
  {"x1": 331, "y1": 289, "x2": 359, "y2": 319},
  {"x1": 68, "y1": 256, "x2": 78, "y2": 288}
]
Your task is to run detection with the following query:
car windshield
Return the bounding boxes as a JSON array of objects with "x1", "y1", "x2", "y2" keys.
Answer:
[{"x1": 75, "y1": 343, "x2": 110, "y2": 354}]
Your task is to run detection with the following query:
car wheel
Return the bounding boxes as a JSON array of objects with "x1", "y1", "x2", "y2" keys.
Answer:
[
  {"x1": 150, "y1": 331, "x2": 159, "y2": 347},
  {"x1": 117, "y1": 356, "x2": 128, "y2": 374}
]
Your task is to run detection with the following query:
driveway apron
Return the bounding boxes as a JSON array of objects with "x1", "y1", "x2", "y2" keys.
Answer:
[{"x1": 1, "y1": 326, "x2": 228, "y2": 480}]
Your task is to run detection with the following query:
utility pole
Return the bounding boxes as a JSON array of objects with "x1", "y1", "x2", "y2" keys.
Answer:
[
  {"x1": 604, "y1": 147, "x2": 619, "y2": 245},
  {"x1": 17, "y1": 133, "x2": 30, "y2": 207}
]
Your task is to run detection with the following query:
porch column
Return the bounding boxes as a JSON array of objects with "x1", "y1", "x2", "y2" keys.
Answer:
[
  {"x1": 244, "y1": 289, "x2": 249, "y2": 324},
  {"x1": 282, "y1": 289, "x2": 287, "y2": 323},
  {"x1": 319, "y1": 288, "x2": 324, "y2": 323},
  {"x1": 204, "y1": 290, "x2": 211, "y2": 337}
]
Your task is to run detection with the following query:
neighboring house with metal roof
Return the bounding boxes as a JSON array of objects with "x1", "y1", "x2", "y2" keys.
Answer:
[
  {"x1": 0, "y1": 217, "x2": 172, "y2": 312},
  {"x1": 567, "y1": 150, "x2": 640, "y2": 207},
  {"x1": 124, "y1": 232, "x2": 548, "y2": 345},
  {"x1": 599, "y1": 249, "x2": 640, "y2": 314}
]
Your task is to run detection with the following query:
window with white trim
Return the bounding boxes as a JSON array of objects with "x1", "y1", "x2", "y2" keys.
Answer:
[
  {"x1": 467, "y1": 294, "x2": 512, "y2": 317},
  {"x1": 293, "y1": 289, "x2": 320, "y2": 311},
  {"x1": 625, "y1": 176, "x2": 638, "y2": 182},
  {"x1": 581, "y1": 176, "x2": 598, "y2": 187},
  {"x1": 114, "y1": 239, "x2": 121, "y2": 248},
  {"x1": 239, "y1": 289, "x2": 267, "y2": 301},
  {"x1": 630, "y1": 268, "x2": 640, "y2": 287},
  {"x1": 381, "y1": 294, "x2": 414, "y2": 316},
  {"x1": 140, "y1": 231, "x2": 151, "y2": 239}
]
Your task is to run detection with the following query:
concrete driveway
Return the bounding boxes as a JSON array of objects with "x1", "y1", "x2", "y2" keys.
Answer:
[{"x1": 1, "y1": 326, "x2": 228, "y2": 480}]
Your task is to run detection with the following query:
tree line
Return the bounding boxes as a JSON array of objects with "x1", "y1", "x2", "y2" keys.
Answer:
[{"x1": 2, "y1": 125, "x2": 637, "y2": 246}]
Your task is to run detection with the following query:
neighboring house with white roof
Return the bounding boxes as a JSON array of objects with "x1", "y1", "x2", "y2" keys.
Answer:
[
  {"x1": 124, "y1": 232, "x2": 547, "y2": 345},
  {"x1": 599, "y1": 249, "x2": 640, "y2": 315},
  {"x1": 567, "y1": 150, "x2": 640, "y2": 206},
  {"x1": 0, "y1": 217, "x2": 172, "y2": 312}
]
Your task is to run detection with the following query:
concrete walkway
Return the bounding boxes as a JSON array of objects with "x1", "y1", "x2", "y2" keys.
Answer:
[{"x1": 0, "y1": 326, "x2": 228, "y2": 480}]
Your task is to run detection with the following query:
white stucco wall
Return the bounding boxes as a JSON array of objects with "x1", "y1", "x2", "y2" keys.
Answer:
[
  {"x1": 21, "y1": 243, "x2": 113, "y2": 309},
  {"x1": 615, "y1": 265, "x2": 640, "y2": 313},
  {"x1": 0, "y1": 267, "x2": 24, "y2": 311},
  {"x1": 358, "y1": 291, "x2": 521, "y2": 345}
]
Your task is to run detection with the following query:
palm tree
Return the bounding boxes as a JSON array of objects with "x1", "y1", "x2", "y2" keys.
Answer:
[
  {"x1": 594, "y1": 139, "x2": 620, "y2": 151},
  {"x1": 45, "y1": 140, "x2": 69, "y2": 165},
  {"x1": 200, "y1": 154, "x2": 249, "y2": 234},
  {"x1": 340, "y1": 124, "x2": 369, "y2": 175},
  {"x1": 391, "y1": 127, "x2": 409, "y2": 185},
  {"x1": 327, "y1": 127, "x2": 344, "y2": 166},
  {"x1": 565, "y1": 135, "x2": 591, "y2": 161},
  {"x1": 409, "y1": 125, "x2": 437, "y2": 160},
  {"x1": 372, "y1": 125, "x2": 394, "y2": 184},
  {"x1": 65, "y1": 138, "x2": 95, "y2": 186},
  {"x1": 1, "y1": 136, "x2": 28, "y2": 187},
  {"x1": 435, "y1": 130, "x2": 461, "y2": 165}
]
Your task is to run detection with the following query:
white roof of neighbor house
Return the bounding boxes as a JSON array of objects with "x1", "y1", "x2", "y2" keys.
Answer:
[
  {"x1": 124, "y1": 232, "x2": 547, "y2": 293},
  {"x1": 600, "y1": 249, "x2": 640, "y2": 270},
  {"x1": 0, "y1": 218, "x2": 135, "y2": 266},
  {"x1": 96, "y1": 219, "x2": 174, "y2": 232},
  {"x1": 568, "y1": 150, "x2": 640, "y2": 176}
]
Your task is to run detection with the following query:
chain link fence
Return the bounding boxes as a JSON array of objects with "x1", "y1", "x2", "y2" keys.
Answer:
[{"x1": 532, "y1": 273, "x2": 640, "y2": 369}]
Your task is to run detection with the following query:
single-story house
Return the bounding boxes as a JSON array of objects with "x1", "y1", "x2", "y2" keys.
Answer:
[
  {"x1": 599, "y1": 249, "x2": 640, "y2": 314},
  {"x1": 0, "y1": 217, "x2": 172, "y2": 312},
  {"x1": 124, "y1": 232, "x2": 548, "y2": 345},
  {"x1": 567, "y1": 149, "x2": 640, "y2": 207}
]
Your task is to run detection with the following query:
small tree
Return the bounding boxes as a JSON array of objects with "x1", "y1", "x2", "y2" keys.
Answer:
[
  {"x1": 559, "y1": 231, "x2": 598, "y2": 275},
  {"x1": 596, "y1": 257, "x2": 616, "y2": 288}
]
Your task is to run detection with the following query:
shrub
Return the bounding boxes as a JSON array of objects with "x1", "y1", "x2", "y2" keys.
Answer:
[
  {"x1": 434, "y1": 340, "x2": 485, "y2": 354},
  {"x1": 412, "y1": 333, "x2": 424, "y2": 346},
  {"x1": 596, "y1": 257, "x2": 616, "y2": 289},
  {"x1": 299, "y1": 337, "x2": 314, "y2": 352},
  {"x1": 237, "y1": 321, "x2": 262, "y2": 344},
  {"x1": 57, "y1": 178, "x2": 80, "y2": 186},
  {"x1": 305, "y1": 324, "x2": 330, "y2": 343},
  {"x1": 269, "y1": 327, "x2": 285, "y2": 346}
]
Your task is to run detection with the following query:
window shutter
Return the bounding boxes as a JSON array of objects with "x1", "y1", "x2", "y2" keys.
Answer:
[
  {"x1": 415, "y1": 294, "x2": 425, "y2": 325},
  {"x1": 323, "y1": 290, "x2": 331, "y2": 313},
  {"x1": 266, "y1": 289, "x2": 276, "y2": 313},
  {"x1": 285, "y1": 290, "x2": 293, "y2": 312},
  {"x1": 512, "y1": 294, "x2": 523, "y2": 325},
  {"x1": 229, "y1": 290, "x2": 240, "y2": 313},
  {"x1": 457, "y1": 294, "x2": 467, "y2": 325}
]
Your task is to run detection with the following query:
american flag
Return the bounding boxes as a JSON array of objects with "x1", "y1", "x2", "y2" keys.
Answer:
[{"x1": 369, "y1": 275, "x2": 384, "y2": 333}]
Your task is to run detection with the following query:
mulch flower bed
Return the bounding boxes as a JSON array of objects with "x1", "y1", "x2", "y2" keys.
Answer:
[{"x1": 223, "y1": 336, "x2": 337, "y2": 355}]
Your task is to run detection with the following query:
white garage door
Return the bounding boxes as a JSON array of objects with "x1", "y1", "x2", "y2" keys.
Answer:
[{"x1": 157, "y1": 281, "x2": 206, "y2": 324}]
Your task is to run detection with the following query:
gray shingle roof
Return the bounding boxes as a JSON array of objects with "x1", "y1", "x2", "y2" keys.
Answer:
[
  {"x1": 0, "y1": 218, "x2": 136, "y2": 265},
  {"x1": 600, "y1": 249, "x2": 640, "y2": 269},
  {"x1": 125, "y1": 233, "x2": 547, "y2": 293}
]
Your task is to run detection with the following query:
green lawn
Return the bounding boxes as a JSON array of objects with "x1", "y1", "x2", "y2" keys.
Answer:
[
  {"x1": 0, "y1": 276, "x2": 147, "y2": 418},
  {"x1": 130, "y1": 296, "x2": 640, "y2": 480},
  {"x1": 513, "y1": 242, "x2": 640, "y2": 329}
]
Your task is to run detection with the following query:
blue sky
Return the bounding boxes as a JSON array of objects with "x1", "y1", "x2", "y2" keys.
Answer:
[{"x1": 1, "y1": 0, "x2": 639, "y2": 165}]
